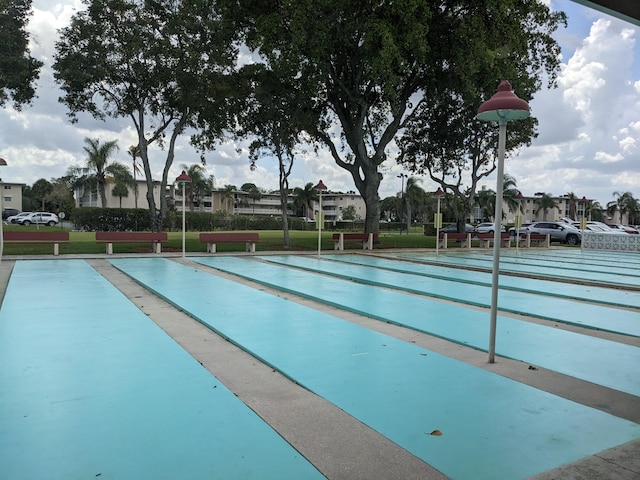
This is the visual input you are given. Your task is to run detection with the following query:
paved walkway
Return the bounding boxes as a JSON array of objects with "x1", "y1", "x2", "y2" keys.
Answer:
[{"x1": 0, "y1": 249, "x2": 638, "y2": 479}]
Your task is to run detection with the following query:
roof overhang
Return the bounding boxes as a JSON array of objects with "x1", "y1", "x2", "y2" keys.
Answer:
[{"x1": 572, "y1": 1, "x2": 640, "y2": 27}]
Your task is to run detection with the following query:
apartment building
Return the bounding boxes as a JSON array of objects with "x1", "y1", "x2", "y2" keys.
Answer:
[{"x1": 1, "y1": 182, "x2": 24, "y2": 212}]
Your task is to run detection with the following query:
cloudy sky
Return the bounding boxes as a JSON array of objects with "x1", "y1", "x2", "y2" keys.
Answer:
[{"x1": 1, "y1": 0, "x2": 638, "y2": 208}]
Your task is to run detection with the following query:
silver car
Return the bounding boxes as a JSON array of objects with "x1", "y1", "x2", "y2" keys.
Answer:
[
  {"x1": 522, "y1": 221, "x2": 582, "y2": 245},
  {"x1": 474, "y1": 222, "x2": 506, "y2": 234},
  {"x1": 17, "y1": 212, "x2": 59, "y2": 226}
]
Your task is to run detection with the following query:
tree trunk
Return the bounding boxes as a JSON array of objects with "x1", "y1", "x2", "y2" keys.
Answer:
[{"x1": 360, "y1": 178, "x2": 381, "y2": 235}]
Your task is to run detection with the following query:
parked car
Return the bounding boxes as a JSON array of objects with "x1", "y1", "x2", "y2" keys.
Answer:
[
  {"x1": 2, "y1": 208, "x2": 20, "y2": 220},
  {"x1": 522, "y1": 221, "x2": 582, "y2": 245},
  {"x1": 440, "y1": 223, "x2": 475, "y2": 234},
  {"x1": 7, "y1": 212, "x2": 32, "y2": 224},
  {"x1": 474, "y1": 222, "x2": 506, "y2": 234},
  {"x1": 16, "y1": 212, "x2": 59, "y2": 226},
  {"x1": 571, "y1": 221, "x2": 619, "y2": 233},
  {"x1": 508, "y1": 223, "x2": 533, "y2": 236},
  {"x1": 608, "y1": 224, "x2": 639, "y2": 234}
]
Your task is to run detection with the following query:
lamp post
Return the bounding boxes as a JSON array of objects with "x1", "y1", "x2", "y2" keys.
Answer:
[
  {"x1": 314, "y1": 180, "x2": 327, "y2": 257},
  {"x1": 476, "y1": 81, "x2": 530, "y2": 364},
  {"x1": 579, "y1": 196, "x2": 589, "y2": 251},
  {"x1": 0, "y1": 158, "x2": 6, "y2": 266},
  {"x1": 176, "y1": 170, "x2": 192, "y2": 259},
  {"x1": 397, "y1": 173, "x2": 407, "y2": 234},
  {"x1": 515, "y1": 191, "x2": 524, "y2": 255},
  {"x1": 433, "y1": 187, "x2": 445, "y2": 255}
]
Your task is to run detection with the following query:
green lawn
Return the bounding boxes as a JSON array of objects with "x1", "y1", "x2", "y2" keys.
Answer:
[{"x1": 1, "y1": 226, "x2": 435, "y2": 255}]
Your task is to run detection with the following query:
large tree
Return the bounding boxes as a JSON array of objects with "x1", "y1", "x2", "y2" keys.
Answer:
[
  {"x1": 0, "y1": 0, "x2": 42, "y2": 108},
  {"x1": 219, "y1": 0, "x2": 565, "y2": 234},
  {"x1": 53, "y1": 0, "x2": 236, "y2": 230},
  {"x1": 234, "y1": 65, "x2": 315, "y2": 248}
]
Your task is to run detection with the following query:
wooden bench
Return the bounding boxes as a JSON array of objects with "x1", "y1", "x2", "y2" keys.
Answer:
[
  {"x1": 517, "y1": 233, "x2": 550, "y2": 248},
  {"x1": 96, "y1": 231, "x2": 168, "y2": 254},
  {"x1": 477, "y1": 232, "x2": 512, "y2": 248},
  {"x1": 199, "y1": 232, "x2": 259, "y2": 253},
  {"x1": 438, "y1": 232, "x2": 472, "y2": 249},
  {"x1": 3, "y1": 231, "x2": 70, "y2": 255},
  {"x1": 332, "y1": 233, "x2": 377, "y2": 250}
]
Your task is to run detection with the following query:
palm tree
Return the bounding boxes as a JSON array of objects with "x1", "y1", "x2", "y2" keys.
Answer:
[
  {"x1": 535, "y1": 193, "x2": 559, "y2": 220},
  {"x1": 293, "y1": 182, "x2": 317, "y2": 220},
  {"x1": 566, "y1": 192, "x2": 578, "y2": 220},
  {"x1": 588, "y1": 201, "x2": 604, "y2": 222},
  {"x1": 83, "y1": 137, "x2": 119, "y2": 207},
  {"x1": 501, "y1": 174, "x2": 520, "y2": 219},
  {"x1": 127, "y1": 145, "x2": 142, "y2": 208},
  {"x1": 106, "y1": 162, "x2": 136, "y2": 208},
  {"x1": 477, "y1": 187, "x2": 495, "y2": 221},
  {"x1": 221, "y1": 184, "x2": 236, "y2": 213},
  {"x1": 180, "y1": 164, "x2": 214, "y2": 211},
  {"x1": 609, "y1": 191, "x2": 639, "y2": 224},
  {"x1": 404, "y1": 177, "x2": 427, "y2": 230}
]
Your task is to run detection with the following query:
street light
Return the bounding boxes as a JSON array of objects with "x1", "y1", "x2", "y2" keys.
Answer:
[
  {"x1": 433, "y1": 187, "x2": 445, "y2": 255},
  {"x1": 579, "y1": 196, "x2": 589, "y2": 252},
  {"x1": 397, "y1": 173, "x2": 407, "y2": 234},
  {"x1": 0, "y1": 157, "x2": 7, "y2": 266},
  {"x1": 515, "y1": 191, "x2": 524, "y2": 255},
  {"x1": 476, "y1": 80, "x2": 530, "y2": 364},
  {"x1": 175, "y1": 170, "x2": 192, "y2": 259},
  {"x1": 314, "y1": 180, "x2": 327, "y2": 257}
]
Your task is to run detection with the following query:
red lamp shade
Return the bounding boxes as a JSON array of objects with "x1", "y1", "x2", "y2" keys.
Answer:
[
  {"x1": 314, "y1": 180, "x2": 327, "y2": 190},
  {"x1": 0, "y1": 158, "x2": 7, "y2": 166},
  {"x1": 476, "y1": 81, "x2": 530, "y2": 123},
  {"x1": 433, "y1": 187, "x2": 445, "y2": 197},
  {"x1": 176, "y1": 170, "x2": 192, "y2": 184}
]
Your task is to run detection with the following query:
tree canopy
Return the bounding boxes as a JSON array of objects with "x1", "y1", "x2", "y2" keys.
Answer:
[
  {"x1": 218, "y1": 0, "x2": 566, "y2": 234},
  {"x1": 53, "y1": 0, "x2": 236, "y2": 230},
  {"x1": 0, "y1": 0, "x2": 42, "y2": 109}
]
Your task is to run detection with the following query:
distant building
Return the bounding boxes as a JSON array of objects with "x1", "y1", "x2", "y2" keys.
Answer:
[
  {"x1": 1, "y1": 182, "x2": 24, "y2": 212},
  {"x1": 471, "y1": 193, "x2": 596, "y2": 224},
  {"x1": 311, "y1": 191, "x2": 366, "y2": 222}
]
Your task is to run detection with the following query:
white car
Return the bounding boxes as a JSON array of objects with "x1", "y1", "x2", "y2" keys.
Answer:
[
  {"x1": 608, "y1": 224, "x2": 638, "y2": 234},
  {"x1": 7, "y1": 212, "x2": 32, "y2": 224},
  {"x1": 474, "y1": 222, "x2": 506, "y2": 234},
  {"x1": 17, "y1": 212, "x2": 59, "y2": 226}
]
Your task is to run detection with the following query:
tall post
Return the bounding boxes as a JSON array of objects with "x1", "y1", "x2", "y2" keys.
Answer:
[
  {"x1": 182, "y1": 182, "x2": 186, "y2": 258},
  {"x1": 317, "y1": 190, "x2": 322, "y2": 256},
  {"x1": 476, "y1": 80, "x2": 530, "y2": 364},
  {"x1": 0, "y1": 158, "x2": 7, "y2": 266},
  {"x1": 397, "y1": 174, "x2": 406, "y2": 234},
  {"x1": 175, "y1": 170, "x2": 192, "y2": 260},
  {"x1": 314, "y1": 180, "x2": 327, "y2": 257},
  {"x1": 488, "y1": 120, "x2": 507, "y2": 363},
  {"x1": 433, "y1": 187, "x2": 444, "y2": 255}
]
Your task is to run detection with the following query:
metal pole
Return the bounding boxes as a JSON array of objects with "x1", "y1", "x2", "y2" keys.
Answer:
[
  {"x1": 182, "y1": 182, "x2": 186, "y2": 259},
  {"x1": 488, "y1": 119, "x2": 507, "y2": 363},
  {"x1": 317, "y1": 191, "x2": 322, "y2": 257},
  {"x1": 435, "y1": 197, "x2": 441, "y2": 255},
  {"x1": 0, "y1": 178, "x2": 3, "y2": 266}
]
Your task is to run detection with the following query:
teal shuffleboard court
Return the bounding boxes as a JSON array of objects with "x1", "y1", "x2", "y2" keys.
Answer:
[
  {"x1": 111, "y1": 257, "x2": 640, "y2": 480},
  {"x1": 194, "y1": 255, "x2": 640, "y2": 397},
  {"x1": 321, "y1": 253, "x2": 640, "y2": 309},
  {"x1": 0, "y1": 260, "x2": 324, "y2": 480},
  {"x1": 398, "y1": 251, "x2": 640, "y2": 287},
  {"x1": 257, "y1": 254, "x2": 640, "y2": 338}
]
